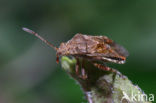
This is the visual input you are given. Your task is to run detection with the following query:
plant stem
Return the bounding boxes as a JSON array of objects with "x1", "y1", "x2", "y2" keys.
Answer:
[{"x1": 61, "y1": 56, "x2": 152, "y2": 103}]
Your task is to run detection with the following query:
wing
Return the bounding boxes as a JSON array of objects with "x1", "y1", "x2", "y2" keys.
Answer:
[{"x1": 84, "y1": 36, "x2": 129, "y2": 64}]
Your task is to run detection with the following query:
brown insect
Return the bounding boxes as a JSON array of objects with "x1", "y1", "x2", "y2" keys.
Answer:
[{"x1": 23, "y1": 27, "x2": 128, "y2": 79}]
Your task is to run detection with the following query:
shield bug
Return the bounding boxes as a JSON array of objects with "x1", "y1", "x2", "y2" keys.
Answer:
[{"x1": 22, "y1": 27, "x2": 128, "y2": 79}]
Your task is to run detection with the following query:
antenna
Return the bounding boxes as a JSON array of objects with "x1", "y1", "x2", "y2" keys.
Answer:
[{"x1": 22, "y1": 27, "x2": 58, "y2": 50}]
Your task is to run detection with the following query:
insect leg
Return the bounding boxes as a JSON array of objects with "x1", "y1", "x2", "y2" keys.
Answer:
[
  {"x1": 75, "y1": 58, "x2": 80, "y2": 76},
  {"x1": 93, "y1": 63, "x2": 117, "y2": 73},
  {"x1": 81, "y1": 68, "x2": 88, "y2": 79},
  {"x1": 75, "y1": 58, "x2": 88, "y2": 79},
  {"x1": 93, "y1": 63, "x2": 118, "y2": 85},
  {"x1": 80, "y1": 59, "x2": 88, "y2": 79},
  {"x1": 56, "y1": 54, "x2": 59, "y2": 64},
  {"x1": 93, "y1": 62, "x2": 123, "y2": 81}
]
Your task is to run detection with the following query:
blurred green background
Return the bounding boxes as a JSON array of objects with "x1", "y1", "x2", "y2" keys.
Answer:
[{"x1": 0, "y1": 0, "x2": 156, "y2": 103}]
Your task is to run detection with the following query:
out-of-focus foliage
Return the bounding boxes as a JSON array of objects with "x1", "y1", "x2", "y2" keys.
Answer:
[{"x1": 0, "y1": 0, "x2": 156, "y2": 103}]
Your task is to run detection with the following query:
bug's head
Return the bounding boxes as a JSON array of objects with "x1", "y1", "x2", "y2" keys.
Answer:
[{"x1": 56, "y1": 43, "x2": 70, "y2": 56}]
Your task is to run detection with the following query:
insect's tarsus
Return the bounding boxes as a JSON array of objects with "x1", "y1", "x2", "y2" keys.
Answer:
[{"x1": 22, "y1": 27, "x2": 58, "y2": 50}]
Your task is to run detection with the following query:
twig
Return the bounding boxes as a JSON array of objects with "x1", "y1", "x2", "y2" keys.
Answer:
[{"x1": 61, "y1": 56, "x2": 152, "y2": 103}]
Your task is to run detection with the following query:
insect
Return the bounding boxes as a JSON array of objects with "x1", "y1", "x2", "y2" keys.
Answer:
[{"x1": 23, "y1": 27, "x2": 129, "y2": 79}]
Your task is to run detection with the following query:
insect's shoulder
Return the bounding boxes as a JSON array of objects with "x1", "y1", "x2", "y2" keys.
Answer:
[{"x1": 67, "y1": 33, "x2": 86, "y2": 44}]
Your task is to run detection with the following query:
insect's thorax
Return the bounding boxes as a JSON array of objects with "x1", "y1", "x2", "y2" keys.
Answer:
[{"x1": 57, "y1": 34, "x2": 104, "y2": 55}]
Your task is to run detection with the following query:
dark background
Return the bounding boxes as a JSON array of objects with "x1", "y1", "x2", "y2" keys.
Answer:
[{"x1": 0, "y1": 0, "x2": 156, "y2": 103}]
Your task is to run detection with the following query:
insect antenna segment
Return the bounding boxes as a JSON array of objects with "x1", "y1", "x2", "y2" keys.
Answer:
[{"x1": 22, "y1": 27, "x2": 58, "y2": 50}]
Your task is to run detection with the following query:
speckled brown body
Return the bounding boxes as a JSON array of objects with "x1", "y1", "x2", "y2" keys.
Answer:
[{"x1": 57, "y1": 34, "x2": 128, "y2": 64}]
